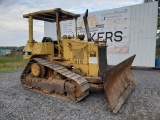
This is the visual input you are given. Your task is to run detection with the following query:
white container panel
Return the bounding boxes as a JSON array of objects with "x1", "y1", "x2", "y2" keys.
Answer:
[
  {"x1": 44, "y1": 2, "x2": 158, "y2": 67},
  {"x1": 44, "y1": 22, "x2": 57, "y2": 40}
]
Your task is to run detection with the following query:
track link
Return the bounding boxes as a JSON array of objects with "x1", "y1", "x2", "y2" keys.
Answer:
[{"x1": 20, "y1": 58, "x2": 89, "y2": 101}]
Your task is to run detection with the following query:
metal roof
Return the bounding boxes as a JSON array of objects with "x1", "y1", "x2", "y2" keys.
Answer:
[{"x1": 23, "y1": 8, "x2": 80, "y2": 22}]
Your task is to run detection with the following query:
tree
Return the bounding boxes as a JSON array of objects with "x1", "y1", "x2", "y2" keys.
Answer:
[
  {"x1": 157, "y1": 32, "x2": 160, "y2": 57},
  {"x1": 155, "y1": 0, "x2": 160, "y2": 57}
]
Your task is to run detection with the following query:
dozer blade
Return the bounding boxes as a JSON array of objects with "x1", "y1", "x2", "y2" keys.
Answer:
[{"x1": 102, "y1": 55, "x2": 137, "y2": 113}]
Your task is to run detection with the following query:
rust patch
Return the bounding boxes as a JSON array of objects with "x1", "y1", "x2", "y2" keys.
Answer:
[{"x1": 102, "y1": 55, "x2": 137, "y2": 113}]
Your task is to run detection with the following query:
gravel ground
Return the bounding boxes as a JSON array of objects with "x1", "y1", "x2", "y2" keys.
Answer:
[{"x1": 0, "y1": 70, "x2": 160, "y2": 120}]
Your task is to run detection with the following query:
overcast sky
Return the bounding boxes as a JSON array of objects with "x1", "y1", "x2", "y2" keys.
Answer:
[{"x1": 0, "y1": 0, "x2": 142, "y2": 46}]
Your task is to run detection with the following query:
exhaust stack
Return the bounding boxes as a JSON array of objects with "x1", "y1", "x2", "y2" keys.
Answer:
[{"x1": 83, "y1": 9, "x2": 91, "y2": 41}]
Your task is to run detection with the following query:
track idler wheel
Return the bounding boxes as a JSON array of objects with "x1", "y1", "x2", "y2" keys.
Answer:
[{"x1": 31, "y1": 63, "x2": 45, "y2": 77}]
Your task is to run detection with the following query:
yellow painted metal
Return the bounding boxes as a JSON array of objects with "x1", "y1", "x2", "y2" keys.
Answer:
[
  {"x1": 31, "y1": 63, "x2": 41, "y2": 77},
  {"x1": 23, "y1": 8, "x2": 106, "y2": 77},
  {"x1": 22, "y1": 8, "x2": 137, "y2": 113},
  {"x1": 23, "y1": 8, "x2": 80, "y2": 60},
  {"x1": 62, "y1": 39, "x2": 106, "y2": 76},
  {"x1": 56, "y1": 12, "x2": 61, "y2": 57},
  {"x1": 75, "y1": 18, "x2": 77, "y2": 38},
  {"x1": 23, "y1": 42, "x2": 32, "y2": 59},
  {"x1": 23, "y1": 8, "x2": 80, "y2": 22},
  {"x1": 88, "y1": 43, "x2": 99, "y2": 76},
  {"x1": 23, "y1": 42, "x2": 54, "y2": 59},
  {"x1": 29, "y1": 16, "x2": 33, "y2": 43}
]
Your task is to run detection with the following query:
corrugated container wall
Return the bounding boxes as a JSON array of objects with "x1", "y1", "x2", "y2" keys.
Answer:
[
  {"x1": 44, "y1": 22, "x2": 57, "y2": 40},
  {"x1": 44, "y1": 2, "x2": 158, "y2": 67}
]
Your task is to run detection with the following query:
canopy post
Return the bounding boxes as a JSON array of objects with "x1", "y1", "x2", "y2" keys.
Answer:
[
  {"x1": 75, "y1": 18, "x2": 78, "y2": 38},
  {"x1": 29, "y1": 16, "x2": 33, "y2": 43},
  {"x1": 56, "y1": 12, "x2": 62, "y2": 57}
]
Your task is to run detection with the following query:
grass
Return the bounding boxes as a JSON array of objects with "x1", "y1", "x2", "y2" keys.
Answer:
[{"x1": 0, "y1": 52, "x2": 28, "y2": 73}]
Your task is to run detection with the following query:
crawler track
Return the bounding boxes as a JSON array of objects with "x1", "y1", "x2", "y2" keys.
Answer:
[{"x1": 20, "y1": 57, "x2": 89, "y2": 101}]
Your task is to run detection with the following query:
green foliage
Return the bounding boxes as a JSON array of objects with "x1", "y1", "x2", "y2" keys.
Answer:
[
  {"x1": 155, "y1": 0, "x2": 160, "y2": 7},
  {"x1": 156, "y1": 33, "x2": 160, "y2": 58},
  {"x1": 157, "y1": 32, "x2": 160, "y2": 46},
  {"x1": 0, "y1": 52, "x2": 28, "y2": 73},
  {"x1": 0, "y1": 46, "x2": 24, "y2": 51},
  {"x1": 156, "y1": 0, "x2": 160, "y2": 29}
]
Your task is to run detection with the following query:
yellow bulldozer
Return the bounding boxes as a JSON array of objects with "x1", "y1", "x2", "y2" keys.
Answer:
[{"x1": 21, "y1": 8, "x2": 137, "y2": 113}]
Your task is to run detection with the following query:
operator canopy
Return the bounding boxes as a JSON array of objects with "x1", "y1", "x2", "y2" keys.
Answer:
[{"x1": 23, "y1": 8, "x2": 80, "y2": 22}]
